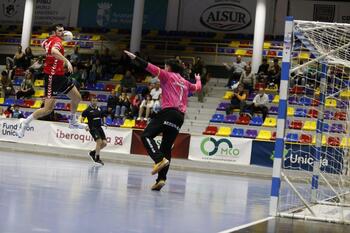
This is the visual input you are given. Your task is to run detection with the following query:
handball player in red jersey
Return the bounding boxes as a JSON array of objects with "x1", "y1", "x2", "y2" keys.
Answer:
[{"x1": 17, "y1": 24, "x2": 84, "y2": 138}]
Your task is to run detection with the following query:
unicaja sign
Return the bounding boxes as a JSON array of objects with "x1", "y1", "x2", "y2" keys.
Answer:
[{"x1": 200, "y1": 3, "x2": 252, "y2": 31}]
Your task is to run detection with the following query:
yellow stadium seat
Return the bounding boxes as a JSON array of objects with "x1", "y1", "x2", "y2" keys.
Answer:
[
  {"x1": 341, "y1": 138, "x2": 350, "y2": 147},
  {"x1": 302, "y1": 121, "x2": 316, "y2": 131},
  {"x1": 287, "y1": 107, "x2": 295, "y2": 116},
  {"x1": 112, "y1": 74, "x2": 123, "y2": 81},
  {"x1": 31, "y1": 100, "x2": 42, "y2": 109},
  {"x1": 34, "y1": 89, "x2": 45, "y2": 98},
  {"x1": 263, "y1": 117, "x2": 277, "y2": 127},
  {"x1": 91, "y1": 35, "x2": 101, "y2": 41},
  {"x1": 235, "y1": 49, "x2": 247, "y2": 56},
  {"x1": 121, "y1": 119, "x2": 135, "y2": 128},
  {"x1": 256, "y1": 130, "x2": 272, "y2": 140},
  {"x1": 114, "y1": 84, "x2": 121, "y2": 92},
  {"x1": 229, "y1": 41, "x2": 240, "y2": 48},
  {"x1": 216, "y1": 127, "x2": 231, "y2": 136},
  {"x1": 77, "y1": 103, "x2": 88, "y2": 112},
  {"x1": 223, "y1": 91, "x2": 234, "y2": 100},
  {"x1": 299, "y1": 52, "x2": 310, "y2": 59},
  {"x1": 263, "y1": 42, "x2": 271, "y2": 49},
  {"x1": 265, "y1": 84, "x2": 278, "y2": 92},
  {"x1": 272, "y1": 95, "x2": 279, "y2": 103},
  {"x1": 340, "y1": 90, "x2": 350, "y2": 98},
  {"x1": 34, "y1": 79, "x2": 44, "y2": 87},
  {"x1": 0, "y1": 98, "x2": 4, "y2": 104},
  {"x1": 143, "y1": 76, "x2": 153, "y2": 83},
  {"x1": 38, "y1": 33, "x2": 49, "y2": 39},
  {"x1": 325, "y1": 98, "x2": 337, "y2": 108}
]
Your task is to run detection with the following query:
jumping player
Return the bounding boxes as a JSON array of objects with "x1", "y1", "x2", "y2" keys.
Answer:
[
  {"x1": 16, "y1": 24, "x2": 83, "y2": 138},
  {"x1": 82, "y1": 96, "x2": 106, "y2": 165},
  {"x1": 124, "y1": 50, "x2": 202, "y2": 191}
]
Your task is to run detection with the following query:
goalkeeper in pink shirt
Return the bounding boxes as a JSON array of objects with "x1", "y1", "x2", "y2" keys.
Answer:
[{"x1": 124, "y1": 51, "x2": 202, "y2": 191}]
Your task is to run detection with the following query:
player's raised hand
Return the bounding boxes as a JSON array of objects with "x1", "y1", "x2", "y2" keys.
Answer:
[
  {"x1": 66, "y1": 60, "x2": 73, "y2": 73},
  {"x1": 124, "y1": 50, "x2": 136, "y2": 60},
  {"x1": 195, "y1": 73, "x2": 201, "y2": 81}
]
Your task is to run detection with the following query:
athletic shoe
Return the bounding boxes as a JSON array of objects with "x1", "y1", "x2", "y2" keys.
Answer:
[
  {"x1": 151, "y1": 180, "x2": 166, "y2": 191},
  {"x1": 151, "y1": 158, "x2": 169, "y2": 175},
  {"x1": 89, "y1": 150, "x2": 96, "y2": 162},
  {"x1": 16, "y1": 118, "x2": 28, "y2": 138},
  {"x1": 94, "y1": 155, "x2": 104, "y2": 166},
  {"x1": 68, "y1": 116, "x2": 85, "y2": 129}
]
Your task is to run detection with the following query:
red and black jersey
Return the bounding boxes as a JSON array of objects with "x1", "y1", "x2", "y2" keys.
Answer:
[{"x1": 42, "y1": 35, "x2": 65, "y2": 76}]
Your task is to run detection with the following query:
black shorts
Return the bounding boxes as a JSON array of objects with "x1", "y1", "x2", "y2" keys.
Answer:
[
  {"x1": 44, "y1": 74, "x2": 74, "y2": 98},
  {"x1": 90, "y1": 127, "x2": 107, "y2": 141}
]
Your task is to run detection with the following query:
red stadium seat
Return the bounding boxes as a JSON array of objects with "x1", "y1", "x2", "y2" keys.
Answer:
[{"x1": 203, "y1": 126, "x2": 218, "y2": 135}]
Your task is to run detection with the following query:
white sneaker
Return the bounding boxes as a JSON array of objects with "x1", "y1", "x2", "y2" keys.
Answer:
[
  {"x1": 16, "y1": 118, "x2": 28, "y2": 138},
  {"x1": 68, "y1": 116, "x2": 85, "y2": 129}
]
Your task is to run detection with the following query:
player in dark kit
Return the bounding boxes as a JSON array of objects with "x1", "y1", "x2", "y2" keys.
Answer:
[
  {"x1": 124, "y1": 50, "x2": 202, "y2": 191},
  {"x1": 16, "y1": 24, "x2": 83, "y2": 138},
  {"x1": 82, "y1": 96, "x2": 107, "y2": 165}
]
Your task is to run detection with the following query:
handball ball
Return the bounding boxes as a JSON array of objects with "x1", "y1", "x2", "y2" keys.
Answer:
[{"x1": 63, "y1": 31, "x2": 74, "y2": 42}]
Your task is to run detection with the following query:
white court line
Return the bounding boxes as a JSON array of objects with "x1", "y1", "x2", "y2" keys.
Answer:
[{"x1": 218, "y1": 216, "x2": 274, "y2": 233}]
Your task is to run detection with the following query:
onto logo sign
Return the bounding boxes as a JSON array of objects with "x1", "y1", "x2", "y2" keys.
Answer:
[
  {"x1": 200, "y1": 4, "x2": 252, "y2": 31},
  {"x1": 200, "y1": 137, "x2": 239, "y2": 156}
]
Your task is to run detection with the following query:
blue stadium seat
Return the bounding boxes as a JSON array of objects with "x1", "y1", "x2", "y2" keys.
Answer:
[
  {"x1": 210, "y1": 114, "x2": 224, "y2": 123},
  {"x1": 294, "y1": 108, "x2": 307, "y2": 117},
  {"x1": 298, "y1": 96, "x2": 311, "y2": 106},
  {"x1": 4, "y1": 98, "x2": 15, "y2": 106},
  {"x1": 231, "y1": 128, "x2": 244, "y2": 137},
  {"x1": 250, "y1": 116, "x2": 263, "y2": 126},
  {"x1": 286, "y1": 133, "x2": 299, "y2": 142}
]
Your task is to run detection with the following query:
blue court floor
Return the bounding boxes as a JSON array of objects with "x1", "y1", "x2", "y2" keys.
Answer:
[{"x1": 0, "y1": 151, "x2": 272, "y2": 233}]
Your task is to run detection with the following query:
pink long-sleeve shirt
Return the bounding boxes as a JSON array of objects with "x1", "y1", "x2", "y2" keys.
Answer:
[{"x1": 146, "y1": 63, "x2": 201, "y2": 113}]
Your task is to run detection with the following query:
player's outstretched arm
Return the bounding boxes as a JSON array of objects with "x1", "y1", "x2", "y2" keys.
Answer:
[
  {"x1": 189, "y1": 73, "x2": 202, "y2": 93},
  {"x1": 124, "y1": 50, "x2": 167, "y2": 79}
]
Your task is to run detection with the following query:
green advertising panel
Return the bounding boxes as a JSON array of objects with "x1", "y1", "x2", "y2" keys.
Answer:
[{"x1": 78, "y1": 0, "x2": 168, "y2": 29}]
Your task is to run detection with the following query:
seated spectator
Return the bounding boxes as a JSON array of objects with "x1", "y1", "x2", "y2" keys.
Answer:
[
  {"x1": 152, "y1": 94, "x2": 162, "y2": 114},
  {"x1": 225, "y1": 84, "x2": 247, "y2": 115},
  {"x1": 117, "y1": 52, "x2": 131, "y2": 74},
  {"x1": 198, "y1": 72, "x2": 210, "y2": 103},
  {"x1": 1, "y1": 70, "x2": 15, "y2": 98},
  {"x1": 16, "y1": 69, "x2": 35, "y2": 99},
  {"x1": 115, "y1": 92, "x2": 130, "y2": 119},
  {"x1": 23, "y1": 47, "x2": 34, "y2": 69},
  {"x1": 130, "y1": 94, "x2": 141, "y2": 119},
  {"x1": 70, "y1": 65, "x2": 85, "y2": 89},
  {"x1": 224, "y1": 55, "x2": 247, "y2": 87},
  {"x1": 182, "y1": 63, "x2": 192, "y2": 81},
  {"x1": 268, "y1": 58, "x2": 281, "y2": 87},
  {"x1": 247, "y1": 88, "x2": 269, "y2": 120},
  {"x1": 70, "y1": 46, "x2": 81, "y2": 65},
  {"x1": 6, "y1": 45, "x2": 25, "y2": 69},
  {"x1": 138, "y1": 94, "x2": 153, "y2": 120},
  {"x1": 239, "y1": 65, "x2": 255, "y2": 94},
  {"x1": 120, "y1": 70, "x2": 136, "y2": 93},
  {"x1": 141, "y1": 82, "x2": 153, "y2": 98},
  {"x1": 257, "y1": 57, "x2": 270, "y2": 83},
  {"x1": 3, "y1": 105, "x2": 13, "y2": 118},
  {"x1": 88, "y1": 58, "x2": 103, "y2": 84},
  {"x1": 29, "y1": 56, "x2": 44, "y2": 81},
  {"x1": 150, "y1": 80, "x2": 162, "y2": 101},
  {"x1": 12, "y1": 104, "x2": 24, "y2": 119},
  {"x1": 106, "y1": 90, "x2": 118, "y2": 119}
]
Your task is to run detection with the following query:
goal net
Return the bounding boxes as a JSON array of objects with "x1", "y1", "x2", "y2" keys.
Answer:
[{"x1": 271, "y1": 19, "x2": 350, "y2": 224}]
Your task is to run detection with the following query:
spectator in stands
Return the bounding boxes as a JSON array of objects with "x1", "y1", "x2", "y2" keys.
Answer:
[
  {"x1": 29, "y1": 56, "x2": 44, "y2": 81},
  {"x1": 1, "y1": 70, "x2": 15, "y2": 98},
  {"x1": 11, "y1": 104, "x2": 24, "y2": 119},
  {"x1": 100, "y1": 47, "x2": 112, "y2": 75},
  {"x1": 121, "y1": 70, "x2": 137, "y2": 93},
  {"x1": 0, "y1": 107, "x2": 4, "y2": 118},
  {"x1": 268, "y1": 58, "x2": 281, "y2": 87},
  {"x1": 239, "y1": 65, "x2": 255, "y2": 94},
  {"x1": 90, "y1": 49, "x2": 100, "y2": 65},
  {"x1": 130, "y1": 94, "x2": 141, "y2": 119},
  {"x1": 291, "y1": 60, "x2": 307, "y2": 87},
  {"x1": 142, "y1": 82, "x2": 153, "y2": 98},
  {"x1": 224, "y1": 55, "x2": 247, "y2": 87},
  {"x1": 6, "y1": 45, "x2": 25, "y2": 69},
  {"x1": 3, "y1": 105, "x2": 13, "y2": 118},
  {"x1": 193, "y1": 57, "x2": 205, "y2": 77},
  {"x1": 257, "y1": 57, "x2": 270, "y2": 83},
  {"x1": 70, "y1": 46, "x2": 81, "y2": 65},
  {"x1": 106, "y1": 90, "x2": 118, "y2": 119},
  {"x1": 115, "y1": 92, "x2": 130, "y2": 119},
  {"x1": 198, "y1": 72, "x2": 210, "y2": 103},
  {"x1": 89, "y1": 58, "x2": 103, "y2": 83},
  {"x1": 117, "y1": 52, "x2": 132, "y2": 74},
  {"x1": 16, "y1": 69, "x2": 35, "y2": 99},
  {"x1": 138, "y1": 94, "x2": 153, "y2": 120},
  {"x1": 247, "y1": 88, "x2": 269, "y2": 120},
  {"x1": 152, "y1": 94, "x2": 162, "y2": 114},
  {"x1": 23, "y1": 47, "x2": 34, "y2": 69},
  {"x1": 150, "y1": 80, "x2": 162, "y2": 101},
  {"x1": 225, "y1": 84, "x2": 247, "y2": 115},
  {"x1": 182, "y1": 63, "x2": 192, "y2": 81},
  {"x1": 70, "y1": 65, "x2": 85, "y2": 89}
]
